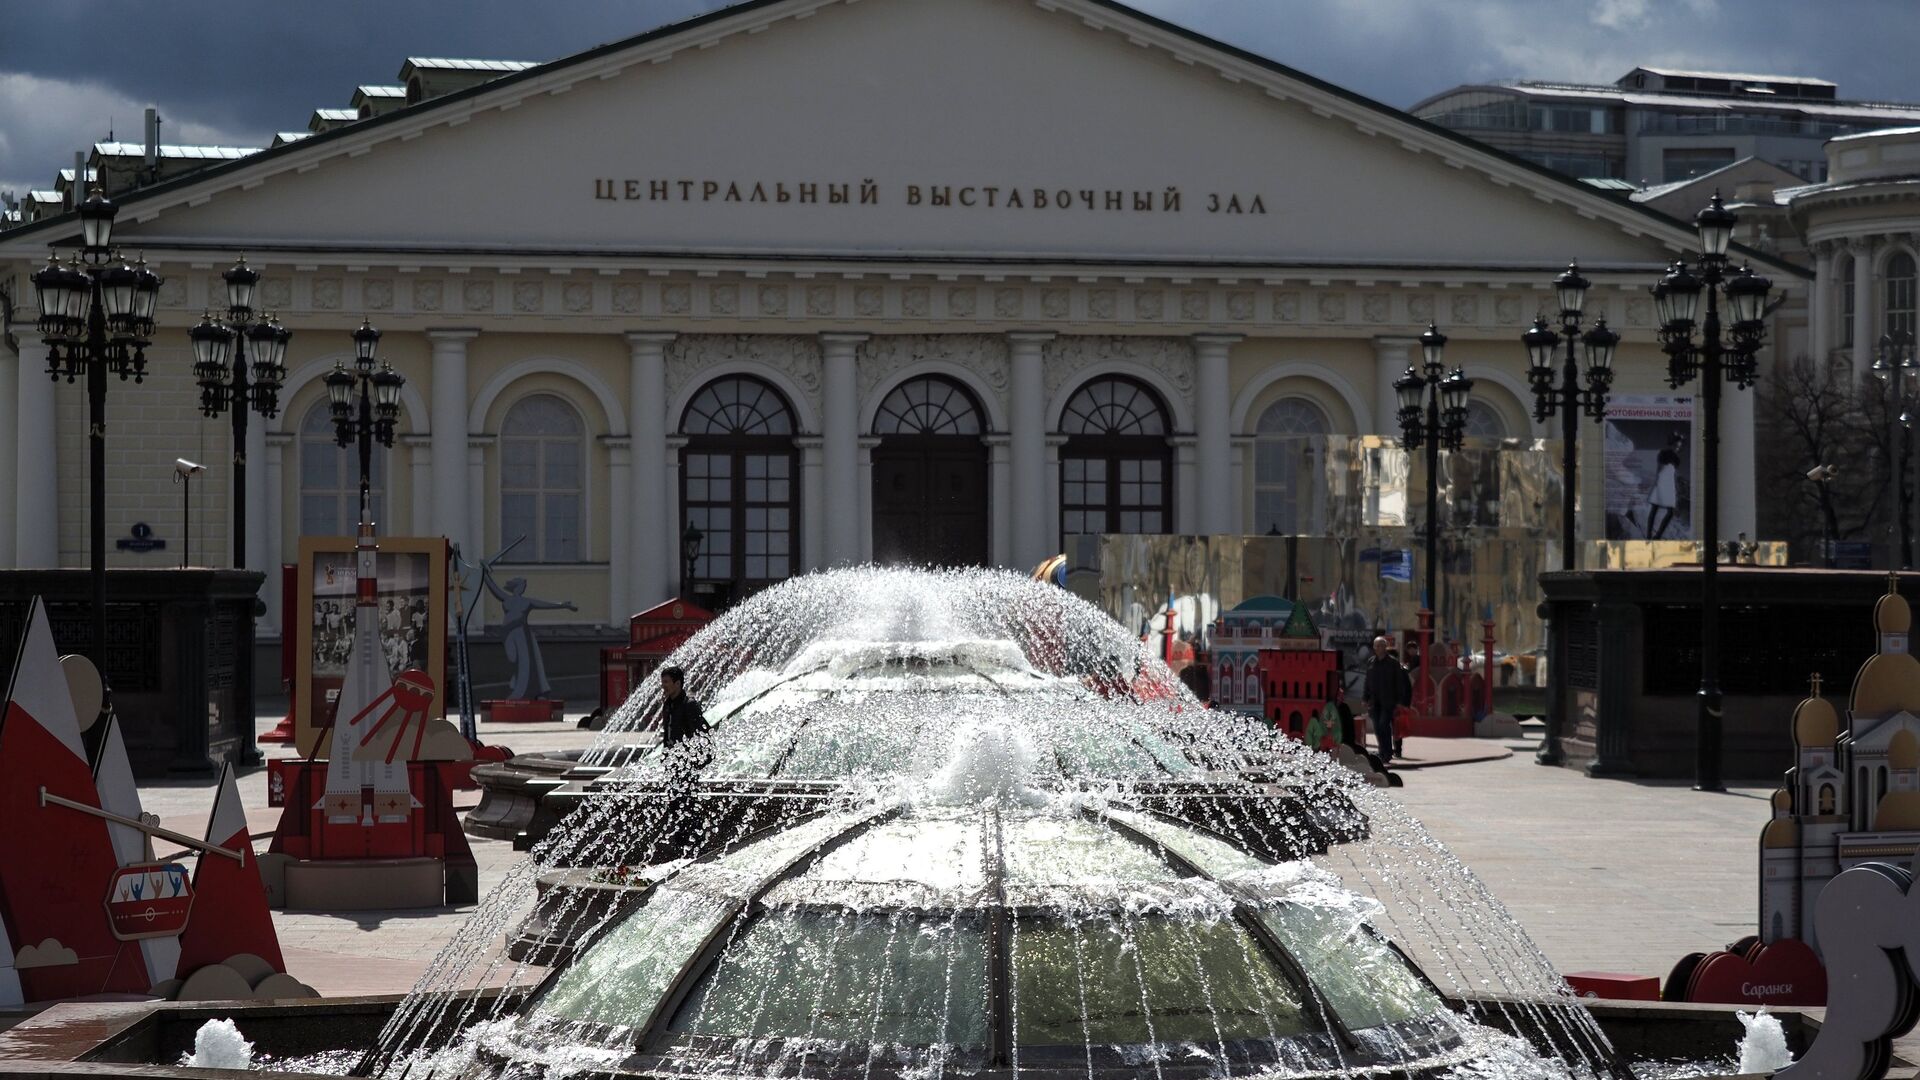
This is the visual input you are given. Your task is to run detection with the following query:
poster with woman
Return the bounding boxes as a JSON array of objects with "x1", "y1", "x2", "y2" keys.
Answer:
[{"x1": 1603, "y1": 395, "x2": 1694, "y2": 541}]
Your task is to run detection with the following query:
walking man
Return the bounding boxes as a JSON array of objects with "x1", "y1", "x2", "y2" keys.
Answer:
[{"x1": 1361, "y1": 636, "x2": 1410, "y2": 765}]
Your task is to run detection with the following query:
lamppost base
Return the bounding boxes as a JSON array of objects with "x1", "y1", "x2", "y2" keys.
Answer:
[{"x1": 1535, "y1": 747, "x2": 1564, "y2": 767}]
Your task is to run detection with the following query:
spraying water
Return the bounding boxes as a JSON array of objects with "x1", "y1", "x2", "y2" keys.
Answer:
[
  {"x1": 186, "y1": 1019, "x2": 254, "y2": 1070},
  {"x1": 365, "y1": 568, "x2": 1628, "y2": 1080},
  {"x1": 1735, "y1": 1009, "x2": 1791, "y2": 1074}
]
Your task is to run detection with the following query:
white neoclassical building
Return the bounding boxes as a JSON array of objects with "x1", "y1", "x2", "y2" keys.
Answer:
[
  {"x1": 1789, "y1": 126, "x2": 1920, "y2": 374},
  {"x1": 0, "y1": 0, "x2": 1802, "y2": 633}
]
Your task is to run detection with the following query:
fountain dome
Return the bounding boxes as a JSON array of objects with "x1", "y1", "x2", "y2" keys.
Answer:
[{"x1": 477, "y1": 799, "x2": 1471, "y2": 1079}]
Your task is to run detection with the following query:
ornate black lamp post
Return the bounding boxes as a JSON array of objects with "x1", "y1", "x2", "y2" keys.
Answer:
[
  {"x1": 29, "y1": 190, "x2": 162, "y2": 665},
  {"x1": 681, "y1": 521, "x2": 705, "y2": 599},
  {"x1": 323, "y1": 321, "x2": 405, "y2": 526},
  {"x1": 191, "y1": 257, "x2": 290, "y2": 566},
  {"x1": 1522, "y1": 263, "x2": 1617, "y2": 766},
  {"x1": 1652, "y1": 193, "x2": 1773, "y2": 793},
  {"x1": 1395, "y1": 324, "x2": 1472, "y2": 718},
  {"x1": 1872, "y1": 330, "x2": 1918, "y2": 569}
]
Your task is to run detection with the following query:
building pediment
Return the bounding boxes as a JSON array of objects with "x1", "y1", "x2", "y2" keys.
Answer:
[{"x1": 2, "y1": 0, "x2": 1762, "y2": 275}]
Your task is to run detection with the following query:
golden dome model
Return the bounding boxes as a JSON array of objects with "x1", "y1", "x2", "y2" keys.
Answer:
[
  {"x1": 1770, "y1": 788, "x2": 1792, "y2": 814},
  {"x1": 1761, "y1": 818, "x2": 1798, "y2": 849},
  {"x1": 1876, "y1": 573, "x2": 1911, "y2": 634},
  {"x1": 1792, "y1": 673, "x2": 1839, "y2": 748},
  {"x1": 1875, "y1": 791, "x2": 1920, "y2": 830},
  {"x1": 1891, "y1": 729, "x2": 1920, "y2": 771}
]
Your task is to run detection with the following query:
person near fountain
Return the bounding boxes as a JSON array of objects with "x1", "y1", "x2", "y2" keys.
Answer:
[
  {"x1": 1362, "y1": 636, "x2": 1410, "y2": 765},
  {"x1": 658, "y1": 664, "x2": 710, "y2": 754}
]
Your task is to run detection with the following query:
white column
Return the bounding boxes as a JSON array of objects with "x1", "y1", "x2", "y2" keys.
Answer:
[
  {"x1": 466, "y1": 438, "x2": 489, "y2": 627},
  {"x1": 820, "y1": 333, "x2": 867, "y2": 566},
  {"x1": 626, "y1": 332, "x2": 674, "y2": 609},
  {"x1": 1044, "y1": 436, "x2": 1066, "y2": 556},
  {"x1": 1853, "y1": 241, "x2": 1877, "y2": 380},
  {"x1": 15, "y1": 341, "x2": 57, "y2": 567},
  {"x1": 984, "y1": 434, "x2": 1012, "y2": 567},
  {"x1": 605, "y1": 438, "x2": 631, "y2": 625},
  {"x1": 797, "y1": 437, "x2": 825, "y2": 571},
  {"x1": 0, "y1": 344, "x2": 17, "y2": 568},
  {"x1": 1372, "y1": 336, "x2": 1415, "y2": 436},
  {"x1": 1171, "y1": 435, "x2": 1198, "y2": 534},
  {"x1": 1811, "y1": 244, "x2": 1835, "y2": 364},
  {"x1": 667, "y1": 436, "x2": 688, "y2": 588},
  {"x1": 263, "y1": 436, "x2": 289, "y2": 633},
  {"x1": 857, "y1": 437, "x2": 880, "y2": 562},
  {"x1": 404, "y1": 437, "x2": 432, "y2": 536},
  {"x1": 1231, "y1": 436, "x2": 1253, "y2": 536},
  {"x1": 1192, "y1": 334, "x2": 1238, "y2": 536},
  {"x1": 428, "y1": 329, "x2": 476, "y2": 560},
  {"x1": 1007, "y1": 332, "x2": 1053, "y2": 568},
  {"x1": 1723, "y1": 377, "x2": 1757, "y2": 540}
]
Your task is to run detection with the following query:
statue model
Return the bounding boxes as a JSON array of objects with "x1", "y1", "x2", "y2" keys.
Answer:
[{"x1": 482, "y1": 570, "x2": 576, "y2": 701}]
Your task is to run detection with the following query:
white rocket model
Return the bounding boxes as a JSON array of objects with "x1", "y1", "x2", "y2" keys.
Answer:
[{"x1": 318, "y1": 522, "x2": 419, "y2": 825}]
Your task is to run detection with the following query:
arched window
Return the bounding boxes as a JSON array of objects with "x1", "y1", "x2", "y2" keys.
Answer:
[
  {"x1": 299, "y1": 400, "x2": 384, "y2": 536},
  {"x1": 872, "y1": 377, "x2": 983, "y2": 436},
  {"x1": 1842, "y1": 258, "x2": 1857, "y2": 347},
  {"x1": 500, "y1": 394, "x2": 585, "y2": 563},
  {"x1": 1886, "y1": 252, "x2": 1916, "y2": 341},
  {"x1": 1254, "y1": 397, "x2": 1329, "y2": 535},
  {"x1": 1059, "y1": 376, "x2": 1172, "y2": 539},
  {"x1": 1819, "y1": 782, "x2": 1836, "y2": 817},
  {"x1": 1463, "y1": 401, "x2": 1508, "y2": 439},
  {"x1": 1243, "y1": 658, "x2": 1261, "y2": 706},
  {"x1": 681, "y1": 376, "x2": 799, "y2": 602},
  {"x1": 871, "y1": 376, "x2": 990, "y2": 567}
]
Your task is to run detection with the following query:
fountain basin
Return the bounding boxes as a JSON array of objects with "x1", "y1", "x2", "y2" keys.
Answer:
[{"x1": 0, "y1": 993, "x2": 1886, "y2": 1079}]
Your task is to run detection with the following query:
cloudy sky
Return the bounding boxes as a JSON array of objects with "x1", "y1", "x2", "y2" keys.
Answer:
[{"x1": 4, "y1": 0, "x2": 1916, "y2": 199}]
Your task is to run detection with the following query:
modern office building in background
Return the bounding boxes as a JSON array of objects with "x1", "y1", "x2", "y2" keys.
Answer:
[{"x1": 1414, "y1": 67, "x2": 1920, "y2": 186}]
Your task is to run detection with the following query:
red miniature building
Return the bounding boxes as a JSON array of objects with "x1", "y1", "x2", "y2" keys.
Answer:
[
  {"x1": 598, "y1": 599, "x2": 715, "y2": 714},
  {"x1": 1259, "y1": 645, "x2": 1341, "y2": 745}
]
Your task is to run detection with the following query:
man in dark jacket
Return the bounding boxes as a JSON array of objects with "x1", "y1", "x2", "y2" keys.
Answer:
[
  {"x1": 1361, "y1": 636, "x2": 1409, "y2": 765},
  {"x1": 659, "y1": 665, "x2": 710, "y2": 749}
]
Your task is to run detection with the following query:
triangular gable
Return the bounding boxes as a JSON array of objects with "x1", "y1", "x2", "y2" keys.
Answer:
[
  {"x1": 0, "y1": 0, "x2": 1802, "y2": 278},
  {"x1": 1279, "y1": 602, "x2": 1319, "y2": 640}
]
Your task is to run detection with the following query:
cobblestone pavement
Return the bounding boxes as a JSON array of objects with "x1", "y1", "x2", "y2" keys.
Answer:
[{"x1": 131, "y1": 717, "x2": 1769, "y2": 996}]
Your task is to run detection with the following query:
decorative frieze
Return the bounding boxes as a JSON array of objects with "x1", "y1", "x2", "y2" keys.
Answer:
[
  {"x1": 1042, "y1": 334, "x2": 1194, "y2": 399},
  {"x1": 807, "y1": 284, "x2": 836, "y2": 317},
  {"x1": 461, "y1": 280, "x2": 493, "y2": 313},
  {"x1": 312, "y1": 277, "x2": 342, "y2": 310},
  {"x1": 563, "y1": 282, "x2": 593, "y2": 313},
  {"x1": 662, "y1": 283, "x2": 691, "y2": 315},
  {"x1": 414, "y1": 279, "x2": 443, "y2": 312},
  {"x1": 710, "y1": 283, "x2": 739, "y2": 316},
  {"x1": 612, "y1": 283, "x2": 641, "y2": 314},
  {"x1": 664, "y1": 334, "x2": 824, "y2": 415},
  {"x1": 948, "y1": 287, "x2": 977, "y2": 318},
  {"x1": 513, "y1": 281, "x2": 543, "y2": 313},
  {"x1": 364, "y1": 278, "x2": 395, "y2": 311},
  {"x1": 855, "y1": 334, "x2": 1011, "y2": 405}
]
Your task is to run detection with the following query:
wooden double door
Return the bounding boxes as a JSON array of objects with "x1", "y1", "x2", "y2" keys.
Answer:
[{"x1": 871, "y1": 435, "x2": 989, "y2": 567}]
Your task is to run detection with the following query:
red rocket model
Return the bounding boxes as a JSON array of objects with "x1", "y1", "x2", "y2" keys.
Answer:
[{"x1": 319, "y1": 522, "x2": 423, "y2": 825}]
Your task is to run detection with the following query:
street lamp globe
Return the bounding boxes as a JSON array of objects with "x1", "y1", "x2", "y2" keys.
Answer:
[
  {"x1": 1554, "y1": 261, "x2": 1590, "y2": 320},
  {"x1": 129, "y1": 256, "x2": 161, "y2": 333},
  {"x1": 1724, "y1": 265, "x2": 1772, "y2": 328},
  {"x1": 1658, "y1": 262, "x2": 1703, "y2": 329},
  {"x1": 98, "y1": 258, "x2": 137, "y2": 328},
  {"x1": 325, "y1": 361, "x2": 354, "y2": 414},
  {"x1": 372, "y1": 361, "x2": 405, "y2": 425},
  {"x1": 1694, "y1": 192, "x2": 1737, "y2": 261},
  {"x1": 1419, "y1": 322, "x2": 1448, "y2": 378},
  {"x1": 352, "y1": 318, "x2": 382, "y2": 374},
  {"x1": 1581, "y1": 320, "x2": 1619, "y2": 375},
  {"x1": 76, "y1": 189, "x2": 117, "y2": 255},
  {"x1": 1523, "y1": 317, "x2": 1559, "y2": 385},
  {"x1": 222, "y1": 256, "x2": 258, "y2": 317}
]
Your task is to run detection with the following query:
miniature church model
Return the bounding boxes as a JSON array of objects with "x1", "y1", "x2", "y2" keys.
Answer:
[{"x1": 1762, "y1": 576, "x2": 1920, "y2": 955}]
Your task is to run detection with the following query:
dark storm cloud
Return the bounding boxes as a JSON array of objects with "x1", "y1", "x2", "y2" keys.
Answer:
[{"x1": 4, "y1": 0, "x2": 1916, "y2": 198}]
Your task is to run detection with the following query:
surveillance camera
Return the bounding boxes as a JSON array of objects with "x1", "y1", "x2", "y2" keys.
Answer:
[{"x1": 174, "y1": 458, "x2": 205, "y2": 477}]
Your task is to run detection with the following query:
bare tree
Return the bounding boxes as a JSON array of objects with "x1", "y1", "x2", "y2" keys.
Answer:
[{"x1": 1756, "y1": 355, "x2": 1893, "y2": 562}]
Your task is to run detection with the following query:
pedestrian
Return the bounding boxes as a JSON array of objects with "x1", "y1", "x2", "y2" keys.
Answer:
[
  {"x1": 1329, "y1": 684, "x2": 1360, "y2": 754},
  {"x1": 1361, "y1": 635, "x2": 1410, "y2": 765},
  {"x1": 659, "y1": 665, "x2": 711, "y2": 751}
]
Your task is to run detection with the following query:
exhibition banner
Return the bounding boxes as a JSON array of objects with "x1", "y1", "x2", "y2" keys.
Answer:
[{"x1": 1603, "y1": 394, "x2": 1694, "y2": 541}]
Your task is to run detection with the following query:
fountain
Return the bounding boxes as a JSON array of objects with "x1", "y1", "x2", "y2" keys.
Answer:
[
  {"x1": 365, "y1": 569, "x2": 1628, "y2": 1079},
  {"x1": 0, "y1": 570, "x2": 1855, "y2": 1079}
]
